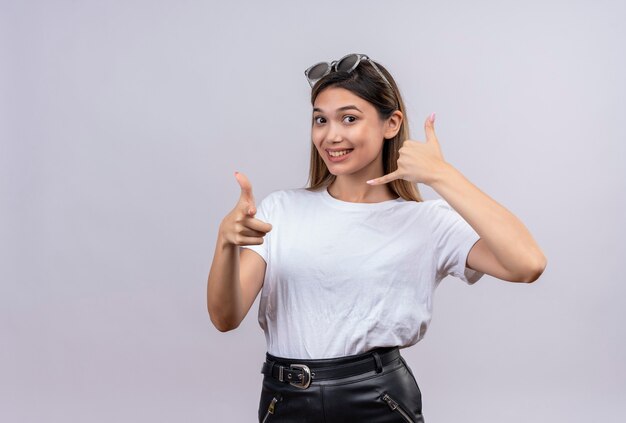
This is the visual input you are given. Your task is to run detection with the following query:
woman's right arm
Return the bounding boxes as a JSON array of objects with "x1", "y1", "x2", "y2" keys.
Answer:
[{"x1": 206, "y1": 173, "x2": 272, "y2": 332}]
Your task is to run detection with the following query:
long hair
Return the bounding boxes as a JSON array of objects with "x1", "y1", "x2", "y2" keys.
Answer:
[{"x1": 305, "y1": 58, "x2": 423, "y2": 202}]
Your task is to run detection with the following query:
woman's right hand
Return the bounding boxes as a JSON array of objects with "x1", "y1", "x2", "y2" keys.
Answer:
[{"x1": 219, "y1": 172, "x2": 273, "y2": 246}]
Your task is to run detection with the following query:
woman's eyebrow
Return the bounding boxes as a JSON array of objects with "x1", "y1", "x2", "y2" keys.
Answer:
[{"x1": 313, "y1": 105, "x2": 363, "y2": 113}]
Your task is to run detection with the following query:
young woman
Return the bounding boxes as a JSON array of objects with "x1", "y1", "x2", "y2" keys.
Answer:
[{"x1": 207, "y1": 53, "x2": 547, "y2": 422}]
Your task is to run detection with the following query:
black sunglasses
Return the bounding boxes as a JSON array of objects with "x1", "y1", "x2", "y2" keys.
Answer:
[{"x1": 304, "y1": 53, "x2": 392, "y2": 88}]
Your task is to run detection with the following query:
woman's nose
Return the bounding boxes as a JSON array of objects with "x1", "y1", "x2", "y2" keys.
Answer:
[{"x1": 327, "y1": 125, "x2": 344, "y2": 142}]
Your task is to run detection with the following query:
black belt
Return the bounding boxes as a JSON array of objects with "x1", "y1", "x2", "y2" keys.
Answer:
[{"x1": 260, "y1": 346, "x2": 401, "y2": 389}]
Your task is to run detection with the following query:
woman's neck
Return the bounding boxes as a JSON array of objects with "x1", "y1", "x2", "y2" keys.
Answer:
[{"x1": 327, "y1": 178, "x2": 398, "y2": 203}]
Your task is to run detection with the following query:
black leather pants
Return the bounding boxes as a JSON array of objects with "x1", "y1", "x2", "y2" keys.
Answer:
[{"x1": 258, "y1": 346, "x2": 425, "y2": 422}]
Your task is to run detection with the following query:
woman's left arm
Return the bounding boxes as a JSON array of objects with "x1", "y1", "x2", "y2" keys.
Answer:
[
  {"x1": 367, "y1": 113, "x2": 547, "y2": 283},
  {"x1": 429, "y1": 162, "x2": 547, "y2": 283}
]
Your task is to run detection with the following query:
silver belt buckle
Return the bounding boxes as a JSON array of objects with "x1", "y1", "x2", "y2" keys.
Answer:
[{"x1": 288, "y1": 364, "x2": 312, "y2": 389}]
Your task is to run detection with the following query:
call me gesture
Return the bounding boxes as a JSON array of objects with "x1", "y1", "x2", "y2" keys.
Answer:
[{"x1": 368, "y1": 113, "x2": 546, "y2": 283}]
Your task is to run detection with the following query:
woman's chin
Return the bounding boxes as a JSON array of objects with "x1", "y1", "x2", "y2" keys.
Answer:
[{"x1": 326, "y1": 166, "x2": 347, "y2": 176}]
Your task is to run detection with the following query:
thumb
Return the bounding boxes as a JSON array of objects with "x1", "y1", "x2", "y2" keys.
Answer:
[
  {"x1": 424, "y1": 112, "x2": 437, "y2": 143},
  {"x1": 234, "y1": 171, "x2": 256, "y2": 216}
]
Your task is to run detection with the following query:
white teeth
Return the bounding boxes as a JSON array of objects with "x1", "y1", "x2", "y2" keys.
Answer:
[{"x1": 328, "y1": 150, "x2": 352, "y2": 157}]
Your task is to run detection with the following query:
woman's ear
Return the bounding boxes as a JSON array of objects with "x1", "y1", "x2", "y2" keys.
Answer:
[{"x1": 383, "y1": 110, "x2": 403, "y2": 139}]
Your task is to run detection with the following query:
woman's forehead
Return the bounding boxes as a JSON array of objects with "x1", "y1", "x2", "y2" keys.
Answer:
[{"x1": 313, "y1": 87, "x2": 372, "y2": 112}]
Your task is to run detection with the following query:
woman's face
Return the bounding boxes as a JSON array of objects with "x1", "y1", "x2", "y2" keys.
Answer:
[{"x1": 311, "y1": 87, "x2": 391, "y2": 178}]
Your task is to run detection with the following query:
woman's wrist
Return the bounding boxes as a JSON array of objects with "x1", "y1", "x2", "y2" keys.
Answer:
[{"x1": 217, "y1": 222, "x2": 236, "y2": 250}]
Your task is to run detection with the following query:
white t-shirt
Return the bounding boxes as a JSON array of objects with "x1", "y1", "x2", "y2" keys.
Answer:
[{"x1": 241, "y1": 186, "x2": 484, "y2": 359}]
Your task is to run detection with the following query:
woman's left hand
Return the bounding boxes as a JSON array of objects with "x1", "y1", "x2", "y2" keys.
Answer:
[{"x1": 366, "y1": 113, "x2": 449, "y2": 187}]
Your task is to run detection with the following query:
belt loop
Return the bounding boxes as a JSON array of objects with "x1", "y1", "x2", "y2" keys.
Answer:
[
  {"x1": 262, "y1": 359, "x2": 275, "y2": 374},
  {"x1": 372, "y1": 351, "x2": 383, "y2": 373}
]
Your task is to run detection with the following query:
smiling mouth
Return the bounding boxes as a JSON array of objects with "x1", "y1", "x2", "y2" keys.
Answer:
[{"x1": 327, "y1": 149, "x2": 354, "y2": 157}]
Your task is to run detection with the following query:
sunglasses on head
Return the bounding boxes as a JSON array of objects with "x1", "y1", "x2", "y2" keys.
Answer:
[{"x1": 304, "y1": 53, "x2": 392, "y2": 88}]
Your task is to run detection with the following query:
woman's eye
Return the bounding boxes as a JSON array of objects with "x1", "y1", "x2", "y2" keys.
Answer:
[
  {"x1": 313, "y1": 116, "x2": 325, "y2": 124},
  {"x1": 343, "y1": 115, "x2": 357, "y2": 123}
]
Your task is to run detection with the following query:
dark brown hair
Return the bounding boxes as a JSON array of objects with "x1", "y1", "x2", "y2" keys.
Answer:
[{"x1": 305, "y1": 58, "x2": 423, "y2": 202}]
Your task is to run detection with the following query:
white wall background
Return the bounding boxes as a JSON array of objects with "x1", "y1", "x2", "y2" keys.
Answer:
[{"x1": 1, "y1": 0, "x2": 625, "y2": 421}]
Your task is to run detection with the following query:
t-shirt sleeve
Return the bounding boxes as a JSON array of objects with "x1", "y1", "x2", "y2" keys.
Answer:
[
  {"x1": 239, "y1": 193, "x2": 273, "y2": 264},
  {"x1": 431, "y1": 199, "x2": 484, "y2": 285}
]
